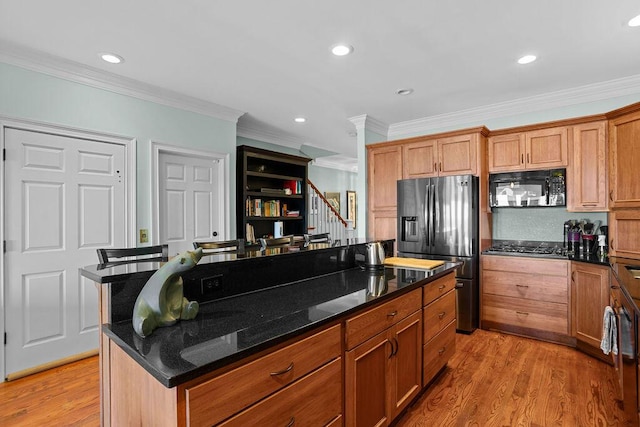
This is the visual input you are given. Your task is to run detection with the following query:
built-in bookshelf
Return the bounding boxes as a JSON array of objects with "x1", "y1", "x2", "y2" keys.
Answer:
[{"x1": 236, "y1": 145, "x2": 310, "y2": 243}]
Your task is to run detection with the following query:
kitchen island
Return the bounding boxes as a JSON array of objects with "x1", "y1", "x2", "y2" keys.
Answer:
[{"x1": 81, "y1": 239, "x2": 459, "y2": 426}]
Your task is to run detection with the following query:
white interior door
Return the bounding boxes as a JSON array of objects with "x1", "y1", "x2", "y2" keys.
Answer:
[
  {"x1": 4, "y1": 128, "x2": 126, "y2": 377},
  {"x1": 159, "y1": 152, "x2": 223, "y2": 255}
]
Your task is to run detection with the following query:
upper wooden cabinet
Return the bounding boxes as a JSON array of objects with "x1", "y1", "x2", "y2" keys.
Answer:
[
  {"x1": 567, "y1": 121, "x2": 608, "y2": 212},
  {"x1": 402, "y1": 133, "x2": 480, "y2": 178},
  {"x1": 608, "y1": 209, "x2": 640, "y2": 259},
  {"x1": 488, "y1": 126, "x2": 568, "y2": 172},
  {"x1": 368, "y1": 145, "x2": 402, "y2": 212},
  {"x1": 608, "y1": 108, "x2": 640, "y2": 208}
]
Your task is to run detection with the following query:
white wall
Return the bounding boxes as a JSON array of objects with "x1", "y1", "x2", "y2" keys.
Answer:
[{"x1": 0, "y1": 62, "x2": 239, "y2": 242}]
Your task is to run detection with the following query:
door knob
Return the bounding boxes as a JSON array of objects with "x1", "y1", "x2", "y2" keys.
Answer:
[{"x1": 212, "y1": 231, "x2": 218, "y2": 237}]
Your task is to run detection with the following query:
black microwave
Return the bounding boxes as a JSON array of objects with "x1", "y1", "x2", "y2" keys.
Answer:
[{"x1": 489, "y1": 168, "x2": 566, "y2": 208}]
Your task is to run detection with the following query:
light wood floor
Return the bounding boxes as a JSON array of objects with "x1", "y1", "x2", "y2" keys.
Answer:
[{"x1": 0, "y1": 329, "x2": 632, "y2": 426}]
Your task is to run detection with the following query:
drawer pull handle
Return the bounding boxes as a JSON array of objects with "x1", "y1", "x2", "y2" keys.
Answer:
[
  {"x1": 515, "y1": 285, "x2": 529, "y2": 288},
  {"x1": 438, "y1": 347, "x2": 446, "y2": 355},
  {"x1": 438, "y1": 311, "x2": 446, "y2": 319},
  {"x1": 516, "y1": 311, "x2": 529, "y2": 316},
  {"x1": 387, "y1": 310, "x2": 398, "y2": 317},
  {"x1": 438, "y1": 285, "x2": 446, "y2": 291},
  {"x1": 286, "y1": 417, "x2": 295, "y2": 427},
  {"x1": 270, "y1": 362, "x2": 294, "y2": 376},
  {"x1": 610, "y1": 190, "x2": 614, "y2": 201}
]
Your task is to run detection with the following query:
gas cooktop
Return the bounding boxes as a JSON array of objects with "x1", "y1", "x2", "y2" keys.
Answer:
[{"x1": 483, "y1": 241, "x2": 567, "y2": 258}]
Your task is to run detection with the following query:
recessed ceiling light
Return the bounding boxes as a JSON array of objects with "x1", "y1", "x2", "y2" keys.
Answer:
[
  {"x1": 396, "y1": 88, "x2": 414, "y2": 96},
  {"x1": 294, "y1": 117, "x2": 306, "y2": 123},
  {"x1": 331, "y1": 44, "x2": 353, "y2": 56},
  {"x1": 517, "y1": 55, "x2": 537, "y2": 65},
  {"x1": 100, "y1": 53, "x2": 124, "y2": 64},
  {"x1": 629, "y1": 14, "x2": 640, "y2": 27}
]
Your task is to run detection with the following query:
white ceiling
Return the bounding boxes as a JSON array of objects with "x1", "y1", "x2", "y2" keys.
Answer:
[{"x1": 1, "y1": 1, "x2": 640, "y2": 165}]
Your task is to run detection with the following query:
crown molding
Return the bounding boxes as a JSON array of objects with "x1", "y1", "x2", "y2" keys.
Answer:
[
  {"x1": 236, "y1": 123, "x2": 304, "y2": 150},
  {"x1": 312, "y1": 156, "x2": 358, "y2": 172},
  {"x1": 348, "y1": 114, "x2": 388, "y2": 137},
  {"x1": 388, "y1": 73, "x2": 640, "y2": 139},
  {"x1": 0, "y1": 40, "x2": 245, "y2": 123}
]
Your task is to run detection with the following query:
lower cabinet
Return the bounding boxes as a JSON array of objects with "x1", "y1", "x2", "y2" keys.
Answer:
[
  {"x1": 422, "y1": 273, "x2": 457, "y2": 385},
  {"x1": 571, "y1": 262, "x2": 610, "y2": 361},
  {"x1": 218, "y1": 358, "x2": 343, "y2": 427},
  {"x1": 344, "y1": 290, "x2": 422, "y2": 427},
  {"x1": 184, "y1": 324, "x2": 342, "y2": 426},
  {"x1": 482, "y1": 255, "x2": 571, "y2": 344}
]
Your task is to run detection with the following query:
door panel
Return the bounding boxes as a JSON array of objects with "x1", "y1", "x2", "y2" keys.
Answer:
[
  {"x1": 159, "y1": 152, "x2": 222, "y2": 255},
  {"x1": 5, "y1": 127, "x2": 126, "y2": 376}
]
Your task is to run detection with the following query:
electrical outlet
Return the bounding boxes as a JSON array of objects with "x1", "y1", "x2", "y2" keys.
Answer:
[
  {"x1": 139, "y1": 229, "x2": 148, "y2": 243},
  {"x1": 201, "y1": 274, "x2": 223, "y2": 296}
]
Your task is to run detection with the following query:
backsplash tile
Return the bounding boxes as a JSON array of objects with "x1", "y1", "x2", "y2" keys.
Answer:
[{"x1": 492, "y1": 207, "x2": 607, "y2": 242}]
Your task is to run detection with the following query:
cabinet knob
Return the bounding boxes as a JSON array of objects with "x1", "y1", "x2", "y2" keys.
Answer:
[{"x1": 387, "y1": 310, "x2": 398, "y2": 317}]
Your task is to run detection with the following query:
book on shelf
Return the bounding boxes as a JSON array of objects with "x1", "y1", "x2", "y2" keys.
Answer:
[
  {"x1": 285, "y1": 210, "x2": 300, "y2": 217},
  {"x1": 283, "y1": 180, "x2": 302, "y2": 195},
  {"x1": 245, "y1": 223, "x2": 255, "y2": 244}
]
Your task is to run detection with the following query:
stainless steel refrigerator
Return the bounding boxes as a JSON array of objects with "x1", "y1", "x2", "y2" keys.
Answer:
[{"x1": 397, "y1": 174, "x2": 479, "y2": 333}]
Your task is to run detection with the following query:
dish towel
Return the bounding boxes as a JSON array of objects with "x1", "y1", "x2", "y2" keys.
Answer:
[{"x1": 600, "y1": 306, "x2": 618, "y2": 355}]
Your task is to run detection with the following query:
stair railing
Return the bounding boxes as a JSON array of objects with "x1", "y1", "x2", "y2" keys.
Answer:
[{"x1": 306, "y1": 180, "x2": 354, "y2": 244}]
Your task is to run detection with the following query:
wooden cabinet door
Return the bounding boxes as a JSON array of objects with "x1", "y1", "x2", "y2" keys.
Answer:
[
  {"x1": 571, "y1": 263, "x2": 609, "y2": 352},
  {"x1": 609, "y1": 110, "x2": 640, "y2": 208},
  {"x1": 525, "y1": 126, "x2": 568, "y2": 169},
  {"x1": 609, "y1": 210, "x2": 640, "y2": 260},
  {"x1": 568, "y1": 121, "x2": 608, "y2": 211},
  {"x1": 402, "y1": 139, "x2": 437, "y2": 179},
  {"x1": 368, "y1": 145, "x2": 402, "y2": 211},
  {"x1": 369, "y1": 209, "x2": 397, "y2": 246},
  {"x1": 488, "y1": 133, "x2": 526, "y2": 172},
  {"x1": 437, "y1": 133, "x2": 478, "y2": 176},
  {"x1": 389, "y1": 311, "x2": 422, "y2": 420},
  {"x1": 345, "y1": 330, "x2": 392, "y2": 427}
]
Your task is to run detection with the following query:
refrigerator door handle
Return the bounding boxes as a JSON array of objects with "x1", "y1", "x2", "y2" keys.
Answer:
[
  {"x1": 430, "y1": 183, "x2": 436, "y2": 248},
  {"x1": 424, "y1": 183, "x2": 430, "y2": 246}
]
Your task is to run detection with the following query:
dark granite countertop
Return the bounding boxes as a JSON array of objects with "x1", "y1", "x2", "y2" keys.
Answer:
[{"x1": 103, "y1": 262, "x2": 458, "y2": 388}]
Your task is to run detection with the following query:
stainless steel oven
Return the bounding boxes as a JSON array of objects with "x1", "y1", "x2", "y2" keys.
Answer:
[{"x1": 611, "y1": 280, "x2": 638, "y2": 422}]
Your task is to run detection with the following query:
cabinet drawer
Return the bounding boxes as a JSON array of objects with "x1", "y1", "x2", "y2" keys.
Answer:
[
  {"x1": 423, "y1": 320, "x2": 456, "y2": 386},
  {"x1": 482, "y1": 270, "x2": 568, "y2": 303},
  {"x1": 483, "y1": 294, "x2": 569, "y2": 335},
  {"x1": 218, "y1": 357, "x2": 342, "y2": 427},
  {"x1": 482, "y1": 255, "x2": 569, "y2": 277},
  {"x1": 423, "y1": 273, "x2": 456, "y2": 305},
  {"x1": 345, "y1": 289, "x2": 421, "y2": 350},
  {"x1": 186, "y1": 324, "x2": 341, "y2": 427},
  {"x1": 423, "y1": 290, "x2": 456, "y2": 342}
]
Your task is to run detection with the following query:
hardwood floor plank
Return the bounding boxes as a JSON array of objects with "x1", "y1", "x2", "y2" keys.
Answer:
[{"x1": 397, "y1": 329, "x2": 635, "y2": 427}]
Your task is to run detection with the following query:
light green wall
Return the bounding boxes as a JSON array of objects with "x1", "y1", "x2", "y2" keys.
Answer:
[{"x1": 0, "y1": 62, "x2": 238, "y2": 243}]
